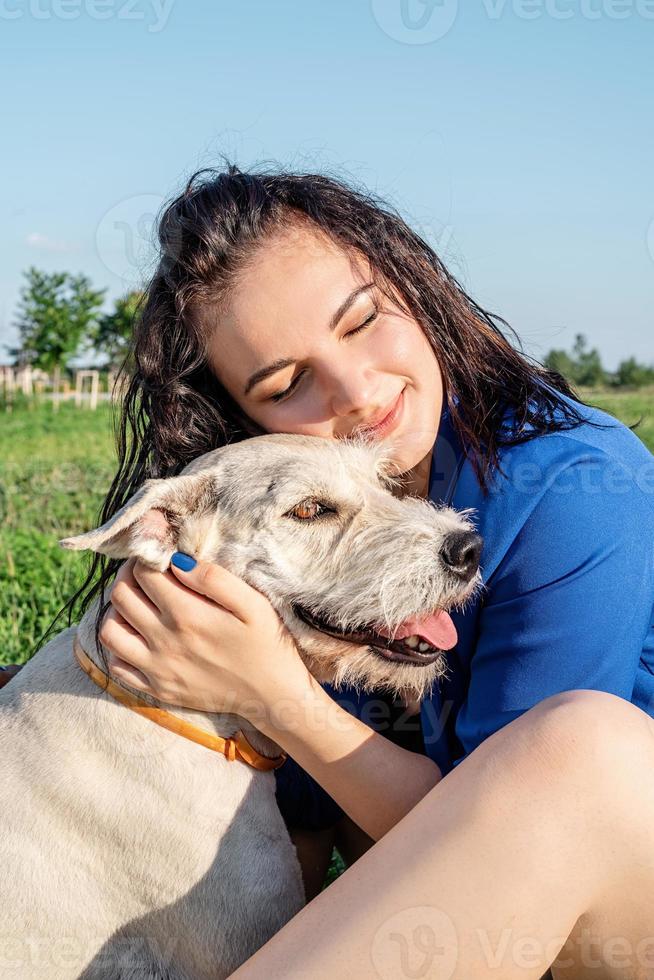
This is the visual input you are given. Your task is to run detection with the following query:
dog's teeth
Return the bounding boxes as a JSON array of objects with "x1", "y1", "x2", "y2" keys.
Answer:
[
  {"x1": 404, "y1": 635, "x2": 419, "y2": 649},
  {"x1": 418, "y1": 642, "x2": 430, "y2": 652}
]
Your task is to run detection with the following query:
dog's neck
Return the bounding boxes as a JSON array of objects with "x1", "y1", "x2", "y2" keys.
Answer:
[{"x1": 75, "y1": 603, "x2": 282, "y2": 763}]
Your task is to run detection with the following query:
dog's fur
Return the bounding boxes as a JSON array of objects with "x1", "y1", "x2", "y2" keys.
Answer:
[{"x1": 0, "y1": 434, "x2": 480, "y2": 979}]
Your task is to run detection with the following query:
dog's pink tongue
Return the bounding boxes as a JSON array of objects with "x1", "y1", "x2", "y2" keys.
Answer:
[{"x1": 378, "y1": 611, "x2": 458, "y2": 650}]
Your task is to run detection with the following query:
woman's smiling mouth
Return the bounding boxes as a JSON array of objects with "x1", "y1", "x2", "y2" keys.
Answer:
[{"x1": 353, "y1": 387, "x2": 406, "y2": 440}]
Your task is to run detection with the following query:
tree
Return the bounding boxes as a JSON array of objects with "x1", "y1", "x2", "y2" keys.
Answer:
[
  {"x1": 543, "y1": 334, "x2": 654, "y2": 388},
  {"x1": 94, "y1": 290, "x2": 143, "y2": 372},
  {"x1": 614, "y1": 357, "x2": 654, "y2": 388},
  {"x1": 543, "y1": 348, "x2": 578, "y2": 382},
  {"x1": 12, "y1": 268, "x2": 105, "y2": 372},
  {"x1": 571, "y1": 333, "x2": 607, "y2": 387},
  {"x1": 543, "y1": 333, "x2": 607, "y2": 388}
]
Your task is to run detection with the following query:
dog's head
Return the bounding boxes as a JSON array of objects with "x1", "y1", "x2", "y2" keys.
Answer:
[{"x1": 61, "y1": 434, "x2": 482, "y2": 700}]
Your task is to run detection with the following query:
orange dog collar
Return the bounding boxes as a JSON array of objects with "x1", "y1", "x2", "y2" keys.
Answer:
[{"x1": 73, "y1": 634, "x2": 286, "y2": 772}]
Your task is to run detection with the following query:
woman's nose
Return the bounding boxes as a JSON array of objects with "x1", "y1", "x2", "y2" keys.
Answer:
[{"x1": 329, "y1": 370, "x2": 378, "y2": 418}]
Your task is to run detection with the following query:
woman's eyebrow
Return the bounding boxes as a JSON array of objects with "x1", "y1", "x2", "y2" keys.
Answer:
[{"x1": 242, "y1": 281, "x2": 375, "y2": 396}]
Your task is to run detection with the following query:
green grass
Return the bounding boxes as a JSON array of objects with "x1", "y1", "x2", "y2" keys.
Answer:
[
  {"x1": 1, "y1": 388, "x2": 653, "y2": 666},
  {"x1": 0, "y1": 400, "x2": 118, "y2": 665},
  {"x1": 578, "y1": 386, "x2": 654, "y2": 452}
]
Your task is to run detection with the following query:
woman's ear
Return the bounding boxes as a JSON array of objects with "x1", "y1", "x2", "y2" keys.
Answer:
[{"x1": 59, "y1": 473, "x2": 220, "y2": 571}]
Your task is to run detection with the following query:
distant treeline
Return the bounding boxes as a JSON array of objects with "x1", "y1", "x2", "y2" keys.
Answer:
[
  {"x1": 544, "y1": 334, "x2": 654, "y2": 389},
  {"x1": 5, "y1": 268, "x2": 653, "y2": 390}
]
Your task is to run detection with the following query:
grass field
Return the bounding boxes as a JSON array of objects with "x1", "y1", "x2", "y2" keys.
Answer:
[
  {"x1": 0, "y1": 400, "x2": 118, "y2": 665},
  {"x1": 1, "y1": 387, "x2": 653, "y2": 666},
  {"x1": 578, "y1": 386, "x2": 654, "y2": 451}
]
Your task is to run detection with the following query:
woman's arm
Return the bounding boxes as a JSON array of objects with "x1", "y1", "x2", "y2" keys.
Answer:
[
  {"x1": 261, "y1": 673, "x2": 442, "y2": 841},
  {"x1": 101, "y1": 557, "x2": 442, "y2": 842}
]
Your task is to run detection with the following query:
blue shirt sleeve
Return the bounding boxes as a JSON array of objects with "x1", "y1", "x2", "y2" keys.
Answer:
[{"x1": 453, "y1": 451, "x2": 654, "y2": 764}]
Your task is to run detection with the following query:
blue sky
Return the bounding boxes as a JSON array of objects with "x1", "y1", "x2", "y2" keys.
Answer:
[{"x1": 1, "y1": 0, "x2": 652, "y2": 369}]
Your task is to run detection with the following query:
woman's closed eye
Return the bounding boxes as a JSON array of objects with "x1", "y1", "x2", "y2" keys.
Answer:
[{"x1": 269, "y1": 309, "x2": 379, "y2": 403}]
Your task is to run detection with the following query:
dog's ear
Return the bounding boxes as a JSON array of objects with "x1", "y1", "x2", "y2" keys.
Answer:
[{"x1": 59, "y1": 472, "x2": 220, "y2": 570}]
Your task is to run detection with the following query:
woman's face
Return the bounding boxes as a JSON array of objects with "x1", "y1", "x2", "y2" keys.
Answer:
[{"x1": 205, "y1": 225, "x2": 444, "y2": 494}]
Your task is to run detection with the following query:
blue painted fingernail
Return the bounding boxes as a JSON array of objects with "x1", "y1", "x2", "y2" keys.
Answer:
[{"x1": 171, "y1": 552, "x2": 197, "y2": 571}]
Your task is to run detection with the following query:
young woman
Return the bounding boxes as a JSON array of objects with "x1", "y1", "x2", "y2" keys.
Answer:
[{"x1": 7, "y1": 163, "x2": 654, "y2": 977}]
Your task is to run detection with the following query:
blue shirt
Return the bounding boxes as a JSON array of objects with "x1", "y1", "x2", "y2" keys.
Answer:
[{"x1": 275, "y1": 389, "x2": 654, "y2": 830}]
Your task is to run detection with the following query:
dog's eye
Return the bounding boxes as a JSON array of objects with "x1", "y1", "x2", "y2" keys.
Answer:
[{"x1": 287, "y1": 499, "x2": 336, "y2": 521}]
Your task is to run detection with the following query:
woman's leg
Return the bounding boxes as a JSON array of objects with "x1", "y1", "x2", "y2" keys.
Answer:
[
  {"x1": 233, "y1": 690, "x2": 654, "y2": 980},
  {"x1": 287, "y1": 825, "x2": 337, "y2": 900},
  {"x1": 334, "y1": 814, "x2": 375, "y2": 867},
  {"x1": 288, "y1": 815, "x2": 374, "y2": 901}
]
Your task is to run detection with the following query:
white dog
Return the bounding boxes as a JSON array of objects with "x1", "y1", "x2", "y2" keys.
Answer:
[{"x1": 0, "y1": 434, "x2": 481, "y2": 979}]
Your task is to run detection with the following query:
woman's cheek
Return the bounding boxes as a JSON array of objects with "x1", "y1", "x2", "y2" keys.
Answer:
[
  {"x1": 260, "y1": 392, "x2": 332, "y2": 438},
  {"x1": 374, "y1": 318, "x2": 418, "y2": 369}
]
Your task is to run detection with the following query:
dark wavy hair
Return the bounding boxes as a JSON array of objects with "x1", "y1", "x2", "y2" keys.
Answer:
[{"x1": 53, "y1": 159, "x2": 607, "y2": 651}]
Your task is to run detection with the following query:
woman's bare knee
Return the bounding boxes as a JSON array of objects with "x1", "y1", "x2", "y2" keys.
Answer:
[
  {"x1": 444, "y1": 692, "x2": 652, "y2": 890},
  {"x1": 524, "y1": 690, "x2": 654, "y2": 786},
  {"x1": 509, "y1": 691, "x2": 654, "y2": 890}
]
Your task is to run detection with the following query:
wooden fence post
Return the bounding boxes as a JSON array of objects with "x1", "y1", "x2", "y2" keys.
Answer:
[{"x1": 75, "y1": 370, "x2": 100, "y2": 410}]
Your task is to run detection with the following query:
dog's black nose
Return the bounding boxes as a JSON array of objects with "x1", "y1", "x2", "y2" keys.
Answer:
[{"x1": 441, "y1": 531, "x2": 482, "y2": 580}]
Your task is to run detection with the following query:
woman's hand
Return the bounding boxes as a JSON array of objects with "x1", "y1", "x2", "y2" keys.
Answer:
[
  {"x1": 95, "y1": 555, "x2": 444, "y2": 841},
  {"x1": 99, "y1": 554, "x2": 313, "y2": 721}
]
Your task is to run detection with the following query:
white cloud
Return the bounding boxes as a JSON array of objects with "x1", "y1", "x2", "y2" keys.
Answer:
[{"x1": 25, "y1": 232, "x2": 77, "y2": 253}]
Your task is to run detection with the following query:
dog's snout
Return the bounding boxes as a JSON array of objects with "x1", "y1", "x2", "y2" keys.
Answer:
[{"x1": 441, "y1": 531, "x2": 482, "y2": 580}]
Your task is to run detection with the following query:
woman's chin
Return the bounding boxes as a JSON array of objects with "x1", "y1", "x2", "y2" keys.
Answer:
[{"x1": 390, "y1": 434, "x2": 437, "y2": 474}]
